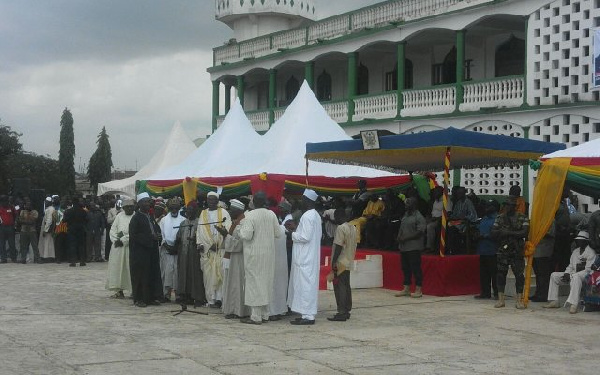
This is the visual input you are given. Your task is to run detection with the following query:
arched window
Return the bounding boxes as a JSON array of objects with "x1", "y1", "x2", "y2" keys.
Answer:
[
  {"x1": 385, "y1": 59, "x2": 414, "y2": 91},
  {"x1": 495, "y1": 35, "x2": 525, "y2": 77},
  {"x1": 357, "y1": 63, "x2": 369, "y2": 95},
  {"x1": 285, "y1": 76, "x2": 300, "y2": 102},
  {"x1": 316, "y1": 70, "x2": 332, "y2": 101}
]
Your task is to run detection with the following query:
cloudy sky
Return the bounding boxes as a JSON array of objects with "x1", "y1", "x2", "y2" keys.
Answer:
[{"x1": 0, "y1": 0, "x2": 381, "y2": 172}]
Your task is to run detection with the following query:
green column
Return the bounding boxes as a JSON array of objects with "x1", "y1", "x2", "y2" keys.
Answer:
[
  {"x1": 347, "y1": 52, "x2": 357, "y2": 123},
  {"x1": 455, "y1": 29, "x2": 466, "y2": 111},
  {"x1": 269, "y1": 69, "x2": 277, "y2": 126},
  {"x1": 522, "y1": 126, "x2": 530, "y2": 202},
  {"x1": 212, "y1": 80, "x2": 220, "y2": 132},
  {"x1": 453, "y1": 168, "x2": 461, "y2": 188},
  {"x1": 224, "y1": 84, "x2": 232, "y2": 114},
  {"x1": 304, "y1": 61, "x2": 314, "y2": 89},
  {"x1": 237, "y1": 75, "x2": 245, "y2": 108},
  {"x1": 397, "y1": 42, "x2": 406, "y2": 118}
]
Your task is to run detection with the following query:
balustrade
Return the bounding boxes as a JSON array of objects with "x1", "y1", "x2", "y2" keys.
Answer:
[
  {"x1": 247, "y1": 110, "x2": 270, "y2": 132},
  {"x1": 322, "y1": 101, "x2": 349, "y2": 123},
  {"x1": 460, "y1": 76, "x2": 524, "y2": 112},
  {"x1": 353, "y1": 93, "x2": 398, "y2": 121},
  {"x1": 401, "y1": 86, "x2": 456, "y2": 117}
]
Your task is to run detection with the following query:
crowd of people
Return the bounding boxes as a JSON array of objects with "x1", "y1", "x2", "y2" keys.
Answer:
[{"x1": 2, "y1": 179, "x2": 599, "y2": 319}]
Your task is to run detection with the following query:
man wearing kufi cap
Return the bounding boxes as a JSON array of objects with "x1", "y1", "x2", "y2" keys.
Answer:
[
  {"x1": 176, "y1": 200, "x2": 206, "y2": 306},
  {"x1": 105, "y1": 198, "x2": 122, "y2": 261},
  {"x1": 287, "y1": 189, "x2": 322, "y2": 325},
  {"x1": 158, "y1": 198, "x2": 186, "y2": 301},
  {"x1": 196, "y1": 191, "x2": 231, "y2": 307},
  {"x1": 237, "y1": 192, "x2": 283, "y2": 324},
  {"x1": 106, "y1": 199, "x2": 135, "y2": 298},
  {"x1": 545, "y1": 231, "x2": 596, "y2": 313},
  {"x1": 217, "y1": 199, "x2": 250, "y2": 319},
  {"x1": 129, "y1": 192, "x2": 164, "y2": 307},
  {"x1": 39, "y1": 196, "x2": 58, "y2": 261}
]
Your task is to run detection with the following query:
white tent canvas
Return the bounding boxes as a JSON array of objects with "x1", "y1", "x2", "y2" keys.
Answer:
[
  {"x1": 97, "y1": 121, "x2": 197, "y2": 197},
  {"x1": 542, "y1": 137, "x2": 600, "y2": 159},
  {"x1": 149, "y1": 99, "x2": 266, "y2": 180},
  {"x1": 262, "y1": 81, "x2": 394, "y2": 178}
]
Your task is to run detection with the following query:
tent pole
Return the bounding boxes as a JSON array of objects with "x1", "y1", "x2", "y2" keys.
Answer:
[
  {"x1": 305, "y1": 157, "x2": 309, "y2": 188},
  {"x1": 439, "y1": 147, "x2": 451, "y2": 257}
]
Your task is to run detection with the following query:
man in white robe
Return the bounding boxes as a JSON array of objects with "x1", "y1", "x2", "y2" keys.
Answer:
[
  {"x1": 196, "y1": 191, "x2": 231, "y2": 307},
  {"x1": 106, "y1": 199, "x2": 134, "y2": 298},
  {"x1": 159, "y1": 198, "x2": 186, "y2": 301},
  {"x1": 238, "y1": 192, "x2": 282, "y2": 324},
  {"x1": 287, "y1": 189, "x2": 322, "y2": 325},
  {"x1": 217, "y1": 199, "x2": 250, "y2": 319},
  {"x1": 39, "y1": 197, "x2": 58, "y2": 260}
]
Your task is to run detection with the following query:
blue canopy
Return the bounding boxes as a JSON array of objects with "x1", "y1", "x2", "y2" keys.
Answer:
[{"x1": 306, "y1": 127, "x2": 566, "y2": 171}]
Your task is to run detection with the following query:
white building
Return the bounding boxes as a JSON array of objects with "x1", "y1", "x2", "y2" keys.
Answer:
[{"x1": 209, "y1": 0, "x2": 600, "y2": 212}]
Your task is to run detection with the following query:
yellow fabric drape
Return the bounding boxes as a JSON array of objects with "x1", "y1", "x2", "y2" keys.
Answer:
[
  {"x1": 182, "y1": 179, "x2": 198, "y2": 205},
  {"x1": 523, "y1": 157, "x2": 572, "y2": 306}
]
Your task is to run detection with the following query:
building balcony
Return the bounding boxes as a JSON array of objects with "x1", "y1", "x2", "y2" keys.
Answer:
[
  {"x1": 213, "y1": 0, "x2": 496, "y2": 67},
  {"x1": 217, "y1": 76, "x2": 526, "y2": 132}
]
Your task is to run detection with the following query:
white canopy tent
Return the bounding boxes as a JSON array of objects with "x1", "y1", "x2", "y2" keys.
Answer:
[{"x1": 97, "y1": 121, "x2": 197, "y2": 197}]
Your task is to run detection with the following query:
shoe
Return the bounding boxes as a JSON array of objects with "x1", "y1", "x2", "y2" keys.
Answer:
[
  {"x1": 20, "y1": 260, "x2": 26, "y2": 264},
  {"x1": 160, "y1": 295, "x2": 170, "y2": 303},
  {"x1": 69, "y1": 263, "x2": 76, "y2": 267},
  {"x1": 80, "y1": 262, "x2": 86, "y2": 266},
  {"x1": 268, "y1": 315, "x2": 282, "y2": 321},
  {"x1": 544, "y1": 300, "x2": 560, "y2": 308},
  {"x1": 494, "y1": 293, "x2": 506, "y2": 308},
  {"x1": 394, "y1": 285, "x2": 410, "y2": 297},
  {"x1": 262, "y1": 319, "x2": 269, "y2": 323},
  {"x1": 240, "y1": 318, "x2": 261, "y2": 325},
  {"x1": 214, "y1": 300, "x2": 222, "y2": 308},
  {"x1": 96, "y1": 258, "x2": 105, "y2": 263},
  {"x1": 135, "y1": 302, "x2": 147, "y2": 308},
  {"x1": 327, "y1": 314, "x2": 347, "y2": 322},
  {"x1": 474, "y1": 295, "x2": 491, "y2": 299},
  {"x1": 148, "y1": 300, "x2": 161, "y2": 306},
  {"x1": 290, "y1": 318, "x2": 315, "y2": 325},
  {"x1": 515, "y1": 293, "x2": 526, "y2": 309},
  {"x1": 224, "y1": 314, "x2": 240, "y2": 319},
  {"x1": 0, "y1": 259, "x2": 7, "y2": 264},
  {"x1": 411, "y1": 286, "x2": 423, "y2": 298},
  {"x1": 569, "y1": 304, "x2": 578, "y2": 314}
]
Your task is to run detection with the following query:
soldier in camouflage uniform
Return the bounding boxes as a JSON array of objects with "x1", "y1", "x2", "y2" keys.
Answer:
[{"x1": 491, "y1": 196, "x2": 529, "y2": 309}]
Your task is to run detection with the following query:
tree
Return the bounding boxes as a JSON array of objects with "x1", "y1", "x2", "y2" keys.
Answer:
[
  {"x1": 4, "y1": 152, "x2": 62, "y2": 195},
  {"x1": 0, "y1": 121, "x2": 23, "y2": 193},
  {"x1": 87, "y1": 126, "x2": 113, "y2": 194},
  {"x1": 58, "y1": 108, "x2": 76, "y2": 195}
]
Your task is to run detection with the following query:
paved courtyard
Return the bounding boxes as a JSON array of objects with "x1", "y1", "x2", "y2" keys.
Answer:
[{"x1": 0, "y1": 261, "x2": 597, "y2": 374}]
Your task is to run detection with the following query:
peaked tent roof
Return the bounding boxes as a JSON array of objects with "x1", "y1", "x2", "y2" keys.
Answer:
[
  {"x1": 263, "y1": 81, "x2": 394, "y2": 177},
  {"x1": 97, "y1": 121, "x2": 197, "y2": 197},
  {"x1": 541, "y1": 137, "x2": 600, "y2": 166},
  {"x1": 306, "y1": 127, "x2": 565, "y2": 171},
  {"x1": 148, "y1": 99, "x2": 266, "y2": 180}
]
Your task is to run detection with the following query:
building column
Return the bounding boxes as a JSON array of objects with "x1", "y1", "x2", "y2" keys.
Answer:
[
  {"x1": 347, "y1": 52, "x2": 357, "y2": 123},
  {"x1": 304, "y1": 61, "x2": 315, "y2": 89},
  {"x1": 522, "y1": 126, "x2": 530, "y2": 202},
  {"x1": 237, "y1": 75, "x2": 245, "y2": 108},
  {"x1": 212, "y1": 80, "x2": 220, "y2": 132},
  {"x1": 224, "y1": 83, "x2": 232, "y2": 114},
  {"x1": 396, "y1": 42, "x2": 406, "y2": 118},
  {"x1": 455, "y1": 29, "x2": 466, "y2": 111},
  {"x1": 523, "y1": 20, "x2": 529, "y2": 107},
  {"x1": 269, "y1": 69, "x2": 277, "y2": 126}
]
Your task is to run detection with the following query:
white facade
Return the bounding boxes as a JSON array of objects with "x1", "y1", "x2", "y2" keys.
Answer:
[{"x1": 209, "y1": 0, "x2": 600, "y2": 212}]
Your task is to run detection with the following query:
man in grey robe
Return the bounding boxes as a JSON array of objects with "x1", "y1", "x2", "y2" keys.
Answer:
[
  {"x1": 217, "y1": 199, "x2": 250, "y2": 319},
  {"x1": 176, "y1": 201, "x2": 206, "y2": 306}
]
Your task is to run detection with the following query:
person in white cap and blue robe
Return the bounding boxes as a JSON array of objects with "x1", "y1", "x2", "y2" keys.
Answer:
[{"x1": 287, "y1": 189, "x2": 322, "y2": 325}]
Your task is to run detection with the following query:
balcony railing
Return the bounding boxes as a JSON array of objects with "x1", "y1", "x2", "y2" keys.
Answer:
[
  {"x1": 322, "y1": 100, "x2": 349, "y2": 124},
  {"x1": 213, "y1": 0, "x2": 495, "y2": 66},
  {"x1": 354, "y1": 92, "x2": 398, "y2": 121},
  {"x1": 247, "y1": 110, "x2": 270, "y2": 132},
  {"x1": 401, "y1": 85, "x2": 456, "y2": 117},
  {"x1": 460, "y1": 76, "x2": 525, "y2": 112}
]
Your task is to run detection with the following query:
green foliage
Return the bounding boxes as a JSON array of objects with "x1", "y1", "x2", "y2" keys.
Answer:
[
  {"x1": 58, "y1": 108, "x2": 76, "y2": 195},
  {"x1": 87, "y1": 126, "x2": 113, "y2": 194},
  {"x1": 4, "y1": 152, "x2": 62, "y2": 194},
  {"x1": 0, "y1": 120, "x2": 24, "y2": 192}
]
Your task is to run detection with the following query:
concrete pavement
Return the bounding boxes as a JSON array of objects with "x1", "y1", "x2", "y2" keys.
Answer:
[{"x1": 0, "y1": 261, "x2": 597, "y2": 374}]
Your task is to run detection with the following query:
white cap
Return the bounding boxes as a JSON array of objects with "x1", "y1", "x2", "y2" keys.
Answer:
[
  {"x1": 207, "y1": 191, "x2": 219, "y2": 199},
  {"x1": 136, "y1": 192, "x2": 151, "y2": 202},
  {"x1": 230, "y1": 199, "x2": 245, "y2": 211},
  {"x1": 303, "y1": 189, "x2": 318, "y2": 202},
  {"x1": 574, "y1": 231, "x2": 589, "y2": 241},
  {"x1": 45, "y1": 197, "x2": 52, "y2": 203}
]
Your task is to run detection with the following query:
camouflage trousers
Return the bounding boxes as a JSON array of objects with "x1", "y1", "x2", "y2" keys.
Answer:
[{"x1": 496, "y1": 252, "x2": 525, "y2": 294}]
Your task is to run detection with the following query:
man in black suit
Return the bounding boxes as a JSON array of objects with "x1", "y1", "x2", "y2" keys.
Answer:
[{"x1": 129, "y1": 193, "x2": 164, "y2": 307}]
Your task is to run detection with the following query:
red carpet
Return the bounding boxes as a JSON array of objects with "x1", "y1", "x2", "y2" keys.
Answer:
[{"x1": 319, "y1": 246, "x2": 480, "y2": 297}]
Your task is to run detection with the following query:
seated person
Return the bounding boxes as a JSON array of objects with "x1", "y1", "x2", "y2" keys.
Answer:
[
  {"x1": 447, "y1": 187, "x2": 478, "y2": 254},
  {"x1": 349, "y1": 194, "x2": 384, "y2": 246},
  {"x1": 544, "y1": 231, "x2": 596, "y2": 314}
]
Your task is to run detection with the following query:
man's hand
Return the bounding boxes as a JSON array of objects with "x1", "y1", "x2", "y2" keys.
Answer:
[
  {"x1": 215, "y1": 226, "x2": 228, "y2": 237},
  {"x1": 284, "y1": 221, "x2": 297, "y2": 232},
  {"x1": 208, "y1": 244, "x2": 217, "y2": 252},
  {"x1": 114, "y1": 239, "x2": 124, "y2": 248},
  {"x1": 561, "y1": 273, "x2": 571, "y2": 283}
]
